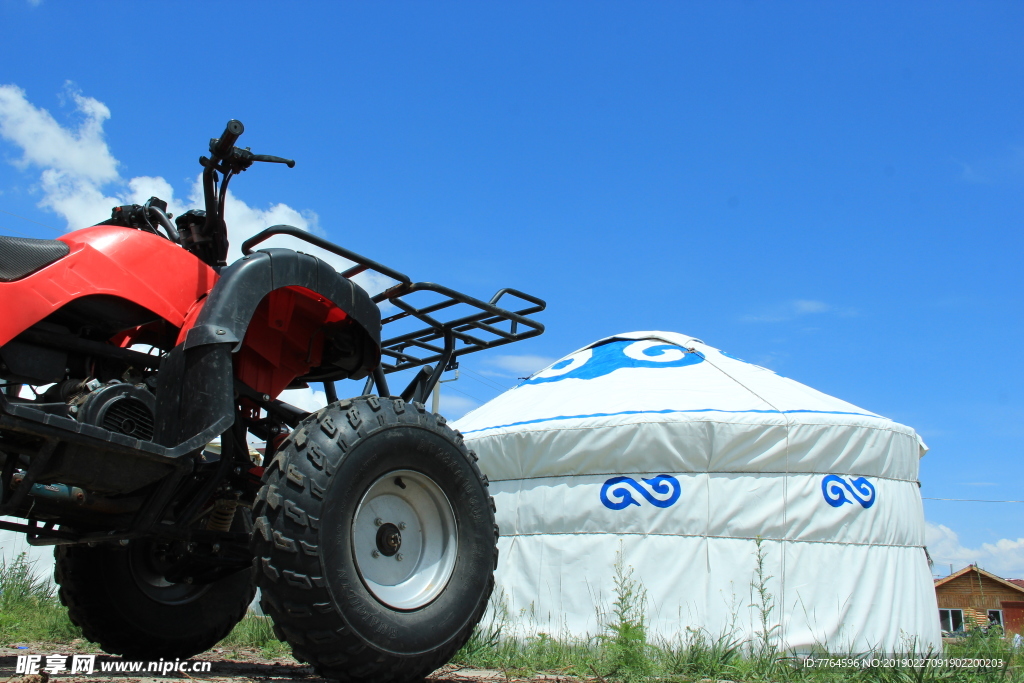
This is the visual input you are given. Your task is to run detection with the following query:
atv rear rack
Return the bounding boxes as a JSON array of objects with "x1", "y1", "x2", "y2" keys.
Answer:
[
  {"x1": 242, "y1": 226, "x2": 546, "y2": 401},
  {"x1": 377, "y1": 284, "x2": 545, "y2": 373}
]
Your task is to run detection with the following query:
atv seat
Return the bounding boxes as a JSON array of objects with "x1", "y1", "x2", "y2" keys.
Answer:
[{"x1": 0, "y1": 236, "x2": 70, "y2": 282}]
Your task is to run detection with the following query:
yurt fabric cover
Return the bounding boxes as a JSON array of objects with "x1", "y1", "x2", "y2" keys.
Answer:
[{"x1": 453, "y1": 331, "x2": 938, "y2": 652}]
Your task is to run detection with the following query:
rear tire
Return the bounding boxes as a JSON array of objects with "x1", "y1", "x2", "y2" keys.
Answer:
[
  {"x1": 251, "y1": 396, "x2": 497, "y2": 683},
  {"x1": 54, "y1": 541, "x2": 256, "y2": 659}
]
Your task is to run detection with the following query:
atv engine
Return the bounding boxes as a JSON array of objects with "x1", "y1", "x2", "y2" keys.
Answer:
[
  {"x1": 25, "y1": 379, "x2": 170, "y2": 494},
  {"x1": 74, "y1": 381, "x2": 156, "y2": 442}
]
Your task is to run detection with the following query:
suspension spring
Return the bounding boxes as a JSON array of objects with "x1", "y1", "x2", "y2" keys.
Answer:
[{"x1": 205, "y1": 499, "x2": 238, "y2": 532}]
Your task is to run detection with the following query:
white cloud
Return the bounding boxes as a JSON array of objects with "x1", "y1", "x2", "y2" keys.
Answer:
[
  {"x1": 484, "y1": 354, "x2": 557, "y2": 377},
  {"x1": 431, "y1": 392, "x2": 478, "y2": 421},
  {"x1": 0, "y1": 83, "x2": 398, "y2": 299},
  {"x1": 793, "y1": 299, "x2": 829, "y2": 314},
  {"x1": 742, "y1": 299, "x2": 854, "y2": 323},
  {"x1": 749, "y1": 350, "x2": 789, "y2": 370},
  {"x1": 283, "y1": 383, "x2": 479, "y2": 421},
  {"x1": 959, "y1": 145, "x2": 1024, "y2": 186},
  {"x1": 0, "y1": 83, "x2": 178, "y2": 230},
  {"x1": 125, "y1": 176, "x2": 184, "y2": 214},
  {"x1": 0, "y1": 83, "x2": 117, "y2": 183},
  {"x1": 279, "y1": 387, "x2": 328, "y2": 414},
  {"x1": 0, "y1": 83, "x2": 125, "y2": 229},
  {"x1": 927, "y1": 522, "x2": 1024, "y2": 579}
]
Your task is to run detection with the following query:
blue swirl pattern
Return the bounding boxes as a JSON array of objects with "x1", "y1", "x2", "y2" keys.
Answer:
[
  {"x1": 600, "y1": 475, "x2": 682, "y2": 510},
  {"x1": 822, "y1": 474, "x2": 876, "y2": 509},
  {"x1": 526, "y1": 340, "x2": 702, "y2": 385}
]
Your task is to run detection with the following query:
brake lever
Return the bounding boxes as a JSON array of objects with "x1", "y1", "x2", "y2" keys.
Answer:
[
  {"x1": 202, "y1": 148, "x2": 296, "y2": 173},
  {"x1": 250, "y1": 154, "x2": 296, "y2": 168}
]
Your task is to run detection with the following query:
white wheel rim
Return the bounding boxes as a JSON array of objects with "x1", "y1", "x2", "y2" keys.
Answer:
[{"x1": 352, "y1": 469, "x2": 458, "y2": 610}]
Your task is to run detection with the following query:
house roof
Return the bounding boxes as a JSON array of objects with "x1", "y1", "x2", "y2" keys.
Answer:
[{"x1": 934, "y1": 565, "x2": 1024, "y2": 595}]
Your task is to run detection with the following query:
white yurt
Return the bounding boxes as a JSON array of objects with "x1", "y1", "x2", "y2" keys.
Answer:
[{"x1": 453, "y1": 331, "x2": 939, "y2": 652}]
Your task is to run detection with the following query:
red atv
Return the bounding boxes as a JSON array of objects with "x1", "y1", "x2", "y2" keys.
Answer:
[{"x1": 0, "y1": 121, "x2": 544, "y2": 682}]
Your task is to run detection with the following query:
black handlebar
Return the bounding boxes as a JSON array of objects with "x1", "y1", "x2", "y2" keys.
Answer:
[
  {"x1": 192, "y1": 119, "x2": 295, "y2": 267},
  {"x1": 210, "y1": 119, "x2": 244, "y2": 159}
]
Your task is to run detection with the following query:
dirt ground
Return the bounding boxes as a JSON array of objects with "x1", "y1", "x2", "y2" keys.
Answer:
[{"x1": 0, "y1": 644, "x2": 584, "y2": 683}]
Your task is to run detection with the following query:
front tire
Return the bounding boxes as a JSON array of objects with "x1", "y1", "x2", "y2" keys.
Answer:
[{"x1": 251, "y1": 396, "x2": 497, "y2": 683}]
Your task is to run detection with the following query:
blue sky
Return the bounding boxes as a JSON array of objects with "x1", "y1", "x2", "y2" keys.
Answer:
[{"x1": 0, "y1": 2, "x2": 1022, "y2": 577}]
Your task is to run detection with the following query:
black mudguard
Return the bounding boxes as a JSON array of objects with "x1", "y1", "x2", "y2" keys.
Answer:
[
  {"x1": 153, "y1": 249, "x2": 381, "y2": 449},
  {"x1": 183, "y1": 249, "x2": 380, "y2": 351}
]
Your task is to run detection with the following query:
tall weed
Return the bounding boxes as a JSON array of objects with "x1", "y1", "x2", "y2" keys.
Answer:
[
  {"x1": 596, "y1": 546, "x2": 653, "y2": 682},
  {"x1": 0, "y1": 551, "x2": 81, "y2": 643},
  {"x1": 749, "y1": 536, "x2": 781, "y2": 679}
]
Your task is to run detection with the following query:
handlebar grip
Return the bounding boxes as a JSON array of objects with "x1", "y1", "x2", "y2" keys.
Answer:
[{"x1": 211, "y1": 119, "x2": 244, "y2": 158}]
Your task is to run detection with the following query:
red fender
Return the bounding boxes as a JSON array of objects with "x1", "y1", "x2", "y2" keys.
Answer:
[
  {"x1": 1, "y1": 225, "x2": 351, "y2": 401},
  {"x1": 0, "y1": 226, "x2": 218, "y2": 347}
]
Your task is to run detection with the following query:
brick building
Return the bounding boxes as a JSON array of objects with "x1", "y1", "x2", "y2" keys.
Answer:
[{"x1": 934, "y1": 565, "x2": 1024, "y2": 635}]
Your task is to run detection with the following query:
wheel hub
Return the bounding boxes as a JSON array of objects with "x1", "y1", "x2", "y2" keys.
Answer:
[
  {"x1": 352, "y1": 469, "x2": 458, "y2": 610},
  {"x1": 128, "y1": 541, "x2": 210, "y2": 605},
  {"x1": 375, "y1": 522, "x2": 402, "y2": 556}
]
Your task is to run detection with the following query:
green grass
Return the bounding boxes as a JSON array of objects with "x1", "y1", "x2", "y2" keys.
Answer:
[
  {"x1": 218, "y1": 612, "x2": 290, "y2": 658},
  {"x1": 5, "y1": 545, "x2": 1022, "y2": 680},
  {"x1": 454, "y1": 616, "x2": 1021, "y2": 682},
  {"x1": 452, "y1": 542, "x2": 1024, "y2": 682},
  {"x1": 0, "y1": 551, "x2": 81, "y2": 643}
]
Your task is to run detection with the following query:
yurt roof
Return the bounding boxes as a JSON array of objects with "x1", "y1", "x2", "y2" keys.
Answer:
[{"x1": 457, "y1": 330, "x2": 926, "y2": 449}]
